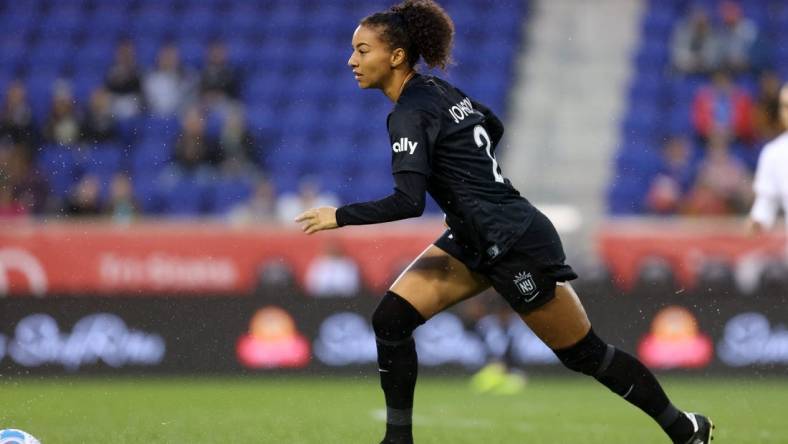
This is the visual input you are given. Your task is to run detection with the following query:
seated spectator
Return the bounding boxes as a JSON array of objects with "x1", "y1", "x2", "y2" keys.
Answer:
[
  {"x1": 42, "y1": 81, "x2": 81, "y2": 146},
  {"x1": 304, "y1": 241, "x2": 361, "y2": 297},
  {"x1": 646, "y1": 136, "x2": 695, "y2": 214},
  {"x1": 218, "y1": 107, "x2": 258, "y2": 174},
  {"x1": 228, "y1": 177, "x2": 277, "y2": 224},
  {"x1": 200, "y1": 40, "x2": 241, "y2": 111},
  {"x1": 0, "y1": 80, "x2": 37, "y2": 148},
  {"x1": 682, "y1": 130, "x2": 752, "y2": 215},
  {"x1": 671, "y1": 6, "x2": 720, "y2": 75},
  {"x1": 81, "y1": 87, "x2": 118, "y2": 144},
  {"x1": 173, "y1": 106, "x2": 219, "y2": 172},
  {"x1": 63, "y1": 174, "x2": 102, "y2": 216},
  {"x1": 691, "y1": 70, "x2": 754, "y2": 142},
  {"x1": 717, "y1": 0, "x2": 758, "y2": 73},
  {"x1": 276, "y1": 177, "x2": 340, "y2": 223},
  {"x1": 143, "y1": 43, "x2": 195, "y2": 116},
  {"x1": 752, "y1": 71, "x2": 783, "y2": 144},
  {"x1": 2, "y1": 143, "x2": 49, "y2": 215},
  {"x1": 105, "y1": 38, "x2": 143, "y2": 119},
  {"x1": 106, "y1": 173, "x2": 138, "y2": 224}
]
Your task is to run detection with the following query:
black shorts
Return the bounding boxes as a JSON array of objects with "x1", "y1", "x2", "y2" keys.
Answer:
[{"x1": 434, "y1": 210, "x2": 578, "y2": 314}]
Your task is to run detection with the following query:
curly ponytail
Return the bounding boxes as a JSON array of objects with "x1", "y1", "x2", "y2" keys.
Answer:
[{"x1": 361, "y1": 0, "x2": 454, "y2": 70}]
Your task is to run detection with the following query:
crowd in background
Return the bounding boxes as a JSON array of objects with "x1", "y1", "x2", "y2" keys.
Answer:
[
  {"x1": 645, "y1": 0, "x2": 784, "y2": 216},
  {"x1": 0, "y1": 37, "x2": 338, "y2": 222}
]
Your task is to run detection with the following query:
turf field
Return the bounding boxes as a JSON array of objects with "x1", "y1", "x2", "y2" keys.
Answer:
[{"x1": 1, "y1": 375, "x2": 786, "y2": 443}]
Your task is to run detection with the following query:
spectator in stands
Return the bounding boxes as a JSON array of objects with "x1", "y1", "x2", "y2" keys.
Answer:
[
  {"x1": 105, "y1": 38, "x2": 143, "y2": 119},
  {"x1": 671, "y1": 6, "x2": 720, "y2": 75},
  {"x1": 143, "y1": 43, "x2": 196, "y2": 116},
  {"x1": 63, "y1": 174, "x2": 102, "y2": 216},
  {"x1": 304, "y1": 241, "x2": 361, "y2": 297},
  {"x1": 716, "y1": 0, "x2": 758, "y2": 73},
  {"x1": 173, "y1": 106, "x2": 219, "y2": 172},
  {"x1": 42, "y1": 81, "x2": 81, "y2": 146},
  {"x1": 0, "y1": 144, "x2": 26, "y2": 218},
  {"x1": 228, "y1": 177, "x2": 277, "y2": 224},
  {"x1": 218, "y1": 107, "x2": 258, "y2": 174},
  {"x1": 683, "y1": 130, "x2": 752, "y2": 215},
  {"x1": 752, "y1": 71, "x2": 784, "y2": 144},
  {"x1": 0, "y1": 80, "x2": 37, "y2": 149},
  {"x1": 1, "y1": 141, "x2": 49, "y2": 215},
  {"x1": 106, "y1": 173, "x2": 138, "y2": 224},
  {"x1": 200, "y1": 40, "x2": 241, "y2": 110},
  {"x1": 645, "y1": 136, "x2": 695, "y2": 214},
  {"x1": 277, "y1": 176, "x2": 340, "y2": 223},
  {"x1": 80, "y1": 87, "x2": 118, "y2": 144},
  {"x1": 692, "y1": 70, "x2": 754, "y2": 142}
]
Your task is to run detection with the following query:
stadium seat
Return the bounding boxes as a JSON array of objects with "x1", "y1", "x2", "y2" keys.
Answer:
[
  {"x1": 208, "y1": 176, "x2": 255, "y2": 214},
  {"x1": 160, "y1": 174, "x2": 210, "y2": 216},
  {"x1": 36, "y1": 145, "x2": 79, "y2": 199},
  {"x1": 39, "y1": 12, "x2": 83, "y2": 41}
]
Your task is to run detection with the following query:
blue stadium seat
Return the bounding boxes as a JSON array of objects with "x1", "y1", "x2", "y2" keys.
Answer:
[
  {"x1": 243, "y1": 71, "x2": 288, "y2": 104},
  {"x1": 128, "y1": 11, "x2": 176, "y2": 41},
  {"x1": 161, "y1": 174, "x2": 209, "y2": 216},
  {"x1": 29, "y1": 41, "x2": 74, "y2": 73},
  {"x1": 0, "y1": 41, "x2": 25, "y2": 75},
  {"x1": 25, "y1": 72, "x2": 62, "y2": 122},
  {"x1": 139, "y1": 115, "x2": 181, "y2": 143},
  {"x1": 80, "y1": 145, "x2": 125, "y2": 195},
  {"x1": 39, "y1": 13, "x2": 83, "y2": 41},
  {"x1": 607, "y1": 174, "x2": 651, "y2": 215},
  {"x1": 132, "y1": 139, "x2": 173, "y2": 178},
  {"x1": 73, "y1": 42, "x2": 114, "y2": 74},
  {"x1": 84, "y1": 11, "x2": 127, "y2": 42},
  {"x1": 266, "y1": 135, "x2": 311, "y2": 174},
  {"x1": 218, "y1": 8, "x2": 262, "y2": 41},
  {"x1": 176, "y1": 38, "x2": 205, "y2": 68},
  {"x1": 209, "y1": 176, "x2": 255, "y2": 214},
  {"x1": 174, "y1": 8, "x2": 218, "y2": 40},
  {"x1": 36, "y1": 145, "x2": 79, "y2": 199},
  {"x1": 0, "y1": 14, "x2": 36, "y2": 41}
]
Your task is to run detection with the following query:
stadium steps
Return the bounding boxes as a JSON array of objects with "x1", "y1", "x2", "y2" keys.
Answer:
[{"x1": 501, "y1": 0, "x2": 644, "y2": 261}]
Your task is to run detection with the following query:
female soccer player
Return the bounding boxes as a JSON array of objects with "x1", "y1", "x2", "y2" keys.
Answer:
[{"x1": 296, "y1": 1, "x2": 713, "y2": 443}]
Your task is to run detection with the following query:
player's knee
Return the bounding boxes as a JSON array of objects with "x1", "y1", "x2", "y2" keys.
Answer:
[
  {"x1": 372, "y1": 291, "x2": 426, "y2": 343},
  {"x1": 554, "y1": 329, "x2": 614, "y2": 377}
]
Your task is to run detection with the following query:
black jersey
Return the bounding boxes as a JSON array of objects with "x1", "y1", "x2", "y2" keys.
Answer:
[
  {"x1": 388, "y1": 74, "x2": 536, "y2": 267},
  {"x1": 335, "y1": 73, "x2": 537, "y2": 268}
]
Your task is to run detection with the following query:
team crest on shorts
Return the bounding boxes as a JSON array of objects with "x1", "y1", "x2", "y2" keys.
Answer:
[{"x1": 514, "y1": 271, "x2": 539, "y2": 301}]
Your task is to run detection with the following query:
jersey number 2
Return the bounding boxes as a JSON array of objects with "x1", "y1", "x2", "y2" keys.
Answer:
[{"x1": 473, "y1": 125, "x2": 504, "y2": 183}]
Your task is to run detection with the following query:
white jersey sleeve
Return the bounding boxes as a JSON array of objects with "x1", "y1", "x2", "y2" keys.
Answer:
[{"x1": 750, "y1": 134, "x2": 788, "y2": 227}]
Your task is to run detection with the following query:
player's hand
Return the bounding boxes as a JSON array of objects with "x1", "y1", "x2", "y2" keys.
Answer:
[
  {"x1": 295, "y1": 207, "x2": 339, "y2": 235},
  {"x1": 746, "y1": 218, "x2": 764, "y2": 237}
]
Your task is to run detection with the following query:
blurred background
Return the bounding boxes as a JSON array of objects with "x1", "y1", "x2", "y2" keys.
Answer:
[{"x1": 0, "y1": 0, "x2": 787, "y2": 442}]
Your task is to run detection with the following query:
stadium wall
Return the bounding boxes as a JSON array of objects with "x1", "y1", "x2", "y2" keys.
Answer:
[{"x1": 0, "y1": 221, "x2": 785, "y2": 376}]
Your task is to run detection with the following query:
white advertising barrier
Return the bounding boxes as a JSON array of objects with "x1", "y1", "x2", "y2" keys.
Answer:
[
  {"x1": 312, "y1": 311, "x2": 558, "y2": 369},
  {"x1": 717, "y1": 312, "x2": 788, "y2": 367},
  {"x1": 3, "y1": 313, "x2": 165, "y2": 371}
]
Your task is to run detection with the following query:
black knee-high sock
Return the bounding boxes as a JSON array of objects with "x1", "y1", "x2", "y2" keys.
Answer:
[
  {"x1": 377, "y1": 337, "x2": 418, "y2": 441},
  {"x1": 372, "y1": 292, "x2": 426, "y2": 444},
  {"x1": 555, "y1": 330, "x2": 694, "y2": 443}
]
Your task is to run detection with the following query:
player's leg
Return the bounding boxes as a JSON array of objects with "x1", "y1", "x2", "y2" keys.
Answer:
[
  {"x1": 520, "y1": 283, "x2": 712, "y2": 444},
  {"x1": 375, "y1": 244, "x2": 490, "y2": 444}
]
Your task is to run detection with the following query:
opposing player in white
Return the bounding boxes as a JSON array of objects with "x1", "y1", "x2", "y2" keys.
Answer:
[{"x1": 749, "y1": 82, "x2": 788, "y2": 254}]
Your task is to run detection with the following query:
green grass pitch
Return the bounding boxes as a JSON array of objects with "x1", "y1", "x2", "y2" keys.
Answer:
[{"x1": 1, "y1": 375, "x2": 786, "y2": 443}]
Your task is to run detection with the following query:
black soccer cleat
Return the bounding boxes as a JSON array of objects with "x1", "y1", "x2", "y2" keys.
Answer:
[{"x1": 684, "y1": 412, "x2": 714, "y2": 444}]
